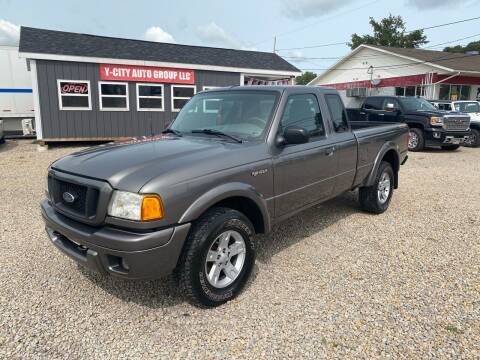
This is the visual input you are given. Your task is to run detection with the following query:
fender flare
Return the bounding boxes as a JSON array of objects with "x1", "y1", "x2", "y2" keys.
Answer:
[
  {"x1": 179, "y1": 182, "x2": 271, "y2": 233},
  {"x1": 364, "y1": 142, "x2": 400, "y2": 188}
]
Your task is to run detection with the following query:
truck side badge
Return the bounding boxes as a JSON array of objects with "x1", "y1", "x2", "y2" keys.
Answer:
[{"x1": 251, "y1": 169, "x2": 268, "y2": 177}]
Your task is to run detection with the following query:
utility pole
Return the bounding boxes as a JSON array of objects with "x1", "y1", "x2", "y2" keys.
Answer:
[
  {"x1": 367, "y1": 66, "x2": 374, "y2": 96},
  {"x1": 273, "y1": 36, "x2": 277, "y2": 53}
]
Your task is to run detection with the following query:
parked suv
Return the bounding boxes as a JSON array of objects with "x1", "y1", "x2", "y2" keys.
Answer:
[
  {"x1": 430, "y1": 100, "x2": 480, "y2": 147},
  {"x1": 347, "y1": 96, "x2": 471, "y2": 151}
]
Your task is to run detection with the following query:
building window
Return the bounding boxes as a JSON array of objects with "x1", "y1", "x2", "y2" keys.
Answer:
[
  {"x1": 98, "y1": 82, "x2": 129, "y2": 111},
  {"x1": 395, "y1": 87, "x2": 405, "y2": 96},
  {"x1": 439, "y1": 84, "x2": 472, "y2": 101},
  {"x1": 405, "y1": 86, "x2": 416, "y2": 96},
  {"x1": 57, "y1": 80, "x2": 91, "y2": 110},
  {"x1": 136, "y1": 84, "x2": 164, "y2": 111},
  {"x1": 171, "y1": 85, "x2": 196, "y2": 112}
]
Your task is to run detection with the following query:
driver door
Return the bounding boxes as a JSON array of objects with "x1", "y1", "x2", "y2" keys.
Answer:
[{"x1": 273, "y1": 93, "x2": 337, "y2": 218}]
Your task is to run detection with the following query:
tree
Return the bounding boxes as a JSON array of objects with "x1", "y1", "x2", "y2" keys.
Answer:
[
  {"x1": 295, "y1": 71, "x2": 317, "y2": 85},
  {"x1": 349, "y1": 15, "x2": 428, "y2": 50},
  {"x1": 444, "y1": 40, "x2": 480, "y2": 53}
]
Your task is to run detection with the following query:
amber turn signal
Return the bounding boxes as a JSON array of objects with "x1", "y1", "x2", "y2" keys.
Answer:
[{"x1": 141, "y1": 195, "x2": 164, "y2": 221}]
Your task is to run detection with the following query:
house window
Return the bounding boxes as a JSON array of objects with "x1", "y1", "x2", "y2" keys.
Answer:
[
  {"x1": 57, "y1": 80, "x2": 91, "y2": 110},
  {"x1": 171, "y1": 85, "x2": 196, "y2": 112},
  {"x1": 98, "y1": 82, "x2": 129, "y2": 111},
  {"x1": 136, "y1": 84, "x2": 164, "y2": 111}
]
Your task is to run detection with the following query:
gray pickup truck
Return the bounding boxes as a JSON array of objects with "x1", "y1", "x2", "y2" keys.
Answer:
[{"x1": 42, "y1": 86, "x2": 408, "y2": 307}]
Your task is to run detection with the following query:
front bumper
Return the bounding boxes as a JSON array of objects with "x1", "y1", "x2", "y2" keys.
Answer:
[
  {"x1": 41, "y1": 199, "x2": 190, "y2": 280},
  {"x1": 424, "y1": 128, "x2": 470, "y2": 146}
]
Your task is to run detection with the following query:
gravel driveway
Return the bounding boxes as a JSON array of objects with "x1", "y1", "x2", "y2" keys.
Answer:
[{"x1": 1, "y1": 140, "x2": 479, "y2": 359}]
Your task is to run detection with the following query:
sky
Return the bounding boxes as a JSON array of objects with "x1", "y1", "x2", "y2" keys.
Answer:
[{"x1": 1, "y1": 0, "x2": 480, "y2": 74}]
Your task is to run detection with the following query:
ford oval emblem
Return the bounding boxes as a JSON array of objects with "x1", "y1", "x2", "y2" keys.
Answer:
[{"x1": 62, "y1": 192, "x2": 76, "y2": 203}]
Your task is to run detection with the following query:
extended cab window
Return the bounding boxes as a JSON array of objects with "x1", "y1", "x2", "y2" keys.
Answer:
[
  {"x1": 280, "y1": 94, "x2": 325, "y2": 139},
  {"x1": 363, "y1": 97, "x2": 383, "y2": 110},
  {"x1": 325, "y1": 94, "x2": 349, "y2": 132}
]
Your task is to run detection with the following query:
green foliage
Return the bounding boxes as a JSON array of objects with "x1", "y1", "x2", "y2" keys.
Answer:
[
  {"x1": 295, "y1": 71, "x2": 317, "y2": 85},
  {"x1": 349, "y1": 14, "x2": 428, "y2": 50},
  {"x1": 444, "y1": 41, "x2": 480, "y2": 53}
]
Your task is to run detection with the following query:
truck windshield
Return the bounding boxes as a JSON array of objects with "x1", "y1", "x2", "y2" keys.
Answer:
[
  {"x1": 400, "y1": 97, "x2": 437, "y2": 112},
  {"x1": 454, "y1": 102, "x2": 480, "y2": 113},
  {"x1": 170, "y1": 90, "x2": 279, "y2": 141}
]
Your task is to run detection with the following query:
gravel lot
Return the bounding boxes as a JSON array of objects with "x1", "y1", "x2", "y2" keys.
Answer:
[{"x1": 0, "y1": 140, "x2": 479, "y2": 359}]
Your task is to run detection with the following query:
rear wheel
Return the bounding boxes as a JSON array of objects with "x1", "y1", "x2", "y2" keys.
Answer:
[
  {"x1": 408, "y1": 128, "x2": 424, "y2": 152},
  {"x1": 359, "y1": 161, "x2": 394, "y2": 214},
  {"x1": 441, "y1": 145, "x2": 460, "y2": 151},
  {"x1": 177, "y1": 207, "x2": 255, "y2": 307},
  {"x1": 464, "y1": 128, "x2": 480, "y2": 148}
]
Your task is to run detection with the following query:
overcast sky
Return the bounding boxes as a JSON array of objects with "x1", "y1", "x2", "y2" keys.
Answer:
[{"x1": 1, "y1": 0, "x2": 479, "y2": 72}]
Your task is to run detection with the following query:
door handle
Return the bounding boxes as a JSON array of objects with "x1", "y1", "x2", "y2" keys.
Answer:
[
  {"x1": 378, "y1": 113, "x2": 385, "y2": 116},
  {"x1": 325, "y1": 147, "x2": 335, "y2": 156}
]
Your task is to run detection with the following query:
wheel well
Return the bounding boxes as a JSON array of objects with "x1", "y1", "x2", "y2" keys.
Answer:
[
  {"x1": 210, "y1": 197, "x2": 265, "y2": 234},
  {"x1": 381, "y1": 150, "x2": 399, "y2": 188},
  {"x1": 406, "y1": 122, "x2": 424, "y2": 130}
]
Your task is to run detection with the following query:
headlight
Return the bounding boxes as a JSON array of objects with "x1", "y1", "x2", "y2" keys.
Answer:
[
  {"x1": 430, "y1": 116, "x2": 443, "y2": 126},
  {"x1": 108, "y1": 191, "x2": 164, "y2": 221}
]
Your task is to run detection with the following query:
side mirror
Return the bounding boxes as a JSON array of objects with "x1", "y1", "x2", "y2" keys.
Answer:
[{"x1": 277, "y1": 126, "x2": 310, "y2": 146}]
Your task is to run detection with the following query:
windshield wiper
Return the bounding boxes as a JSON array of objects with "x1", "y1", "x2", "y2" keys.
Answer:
[
  {"x1": 161, "y1": 128, "x2": 183, "y2": 137},
  {"x1": 191, "y1": 129, "x2": 243, "y2": 143}
]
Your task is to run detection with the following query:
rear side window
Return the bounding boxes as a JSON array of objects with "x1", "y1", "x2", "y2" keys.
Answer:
[
  {"x1": 280, "y1": 94, "x2": 325, "y2": 139},
  {"x1": 325, "y1": 94, "x2": 349, "y2": 132},
  {"x1": 363, "y1": 97, "x2": 383, "y2": 110}
]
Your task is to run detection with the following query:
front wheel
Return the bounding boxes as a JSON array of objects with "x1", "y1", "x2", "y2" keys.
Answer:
[
  {"x1": 408, "y1": 128, "x2": 424, "y2": 152},
  {"x1": 359, "y1": 161, "x2": 394, "y2": 214},
  {"x1": 441, "y1": 145, "x2": 460, "y2": 151},
  {"x1": 177, "y1": 207, "x2": 255, "y2": 307},
  {"x1": 464, "y1": 129, "x2": 480, "y2": 148}
]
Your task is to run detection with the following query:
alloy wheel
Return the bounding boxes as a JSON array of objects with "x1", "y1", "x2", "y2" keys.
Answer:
[{"x1": 204, "y1": 230, "x2": 246, "y2": 289}]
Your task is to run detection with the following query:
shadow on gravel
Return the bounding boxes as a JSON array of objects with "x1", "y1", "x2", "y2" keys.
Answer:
[
  {"x1": 77, "y1": 191, "x2": 359, "y2": 308},
  {"x1": 255, "y1": 191, "x2": 359, "y2": 263},
  {"x1": 77, "y1": 266, "x2": 185, "y2": 308},
  {"x1": 0, "y1": 140, "x2": 18, "y2": 153}
]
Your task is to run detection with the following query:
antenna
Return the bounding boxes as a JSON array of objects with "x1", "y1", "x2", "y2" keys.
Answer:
[{"x1": 273, "y1": 36, "x2": 277, "y2": 53}]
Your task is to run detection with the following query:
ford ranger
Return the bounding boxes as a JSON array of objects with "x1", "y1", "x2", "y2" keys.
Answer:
[
  {"x1": 347, "y1": 96, "x2": 471, "y2": 151},
  {"x1": 41, "y1": 86, "x2": 408, "y2": 307}
]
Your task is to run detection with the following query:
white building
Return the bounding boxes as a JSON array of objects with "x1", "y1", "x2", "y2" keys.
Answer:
[{"x1": 309, "y1": 45, "x2": 480, "y2": 108}]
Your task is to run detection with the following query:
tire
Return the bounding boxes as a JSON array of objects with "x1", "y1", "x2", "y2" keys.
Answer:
[
  {"x1": 359, "y1": 161, "x2": 394, "y2": 214},
  {"x1": 464, "y1": 128, "x2": 480, "y2": 148},
  {"x1": 177, "y1": 207, "x2": 255, "y2": 307},
  {"x1": 408, "y1": 128, "x2": 424, "y2": 152},
  {"x1": 441, "y1": 145, "x2": 460, "y2": 151}
]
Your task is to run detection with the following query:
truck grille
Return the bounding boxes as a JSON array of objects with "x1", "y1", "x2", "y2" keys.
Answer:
[
  {"x1": 443, "y1": 116, "x2": 470, "y2": 131},
  {"x1": 49, "y1": 177, "x2": 99, "y2": 218}
]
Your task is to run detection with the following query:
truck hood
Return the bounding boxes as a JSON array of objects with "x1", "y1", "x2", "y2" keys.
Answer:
[{"x1": 51, "y1": 135, "x2": 267, "y2": 192}]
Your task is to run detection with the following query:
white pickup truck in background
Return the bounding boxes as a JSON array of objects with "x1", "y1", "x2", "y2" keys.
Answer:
[{"x1": 0, "y1": 45, "x2": 35, "y2": 137}]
